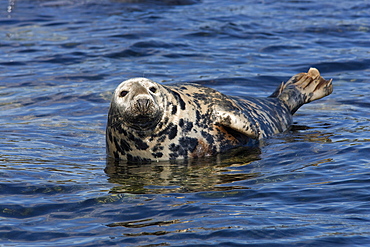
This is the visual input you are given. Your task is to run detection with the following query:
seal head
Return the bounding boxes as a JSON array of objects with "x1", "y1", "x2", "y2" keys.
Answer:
[{"x1": 108, "y1": 78, "x2": 165, "y2": 132}]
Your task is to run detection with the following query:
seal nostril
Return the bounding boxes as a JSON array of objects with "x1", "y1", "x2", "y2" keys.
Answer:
[
  {"x1": 120, "y1": 90, "x2": 129, "y2": 97},
  {"x1": 136, "y1": 98, "x2": 152, "y2": 113},
  {"x1": 137, "y1": 98, "x2": 150, "y2": 107},
  {"x1": 149, "y1": 87, "x2": 157, "y2": 93}
]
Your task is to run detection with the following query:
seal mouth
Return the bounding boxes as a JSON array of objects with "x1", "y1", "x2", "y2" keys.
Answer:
[
  {"x1": 128, "y1": 114, "x2": 162, "y2": 130},
  {"x1": 122, "y1": 98, "x2": 163, "y2": 131}
]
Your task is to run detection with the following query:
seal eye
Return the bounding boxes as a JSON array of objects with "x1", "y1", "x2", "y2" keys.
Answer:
[
  {"x1": 119, "y1": 90, "x2": 128, "y2": 97},
  {"x1": 149, "y1": 87, "x2": 157, "y2": 93}
]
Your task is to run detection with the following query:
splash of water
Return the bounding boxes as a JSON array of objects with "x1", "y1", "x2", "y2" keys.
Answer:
[{"x1": 7, "y1": 0, "x2": 16, "y2": 13}]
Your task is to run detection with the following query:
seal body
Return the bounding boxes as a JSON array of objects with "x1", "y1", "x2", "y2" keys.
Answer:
[{"x1": 106, "y1": 68, "x2": 333, "y2": 162}]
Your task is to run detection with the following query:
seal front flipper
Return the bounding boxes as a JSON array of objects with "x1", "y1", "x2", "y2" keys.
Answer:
[{"x1": 214, "y1": 105, "x2": 260, "y2": 140}]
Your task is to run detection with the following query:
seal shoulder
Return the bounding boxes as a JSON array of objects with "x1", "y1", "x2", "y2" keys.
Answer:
[
  {"x1": 167, "y1": 83, "x2": 260, "y2": 138},
  {"x1": 163, "y1": 82, "x2": 294, "y2": 141}
]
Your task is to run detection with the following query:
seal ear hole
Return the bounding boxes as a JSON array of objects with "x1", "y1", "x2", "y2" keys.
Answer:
[
  {"x1": 149, "y1": 87, "x2": 157, "y2": 93},
  {"x1": 119, "y1": 90, "x2": 129, "y2": 97}
]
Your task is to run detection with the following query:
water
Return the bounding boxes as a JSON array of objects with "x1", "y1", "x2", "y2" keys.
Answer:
[{"x1": 1, "y1": 0, "x2": 370, "y2": 246}]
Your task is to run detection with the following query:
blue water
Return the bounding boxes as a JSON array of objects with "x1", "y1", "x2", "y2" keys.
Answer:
[{"x1": 1, "y1": 0, "x2": 370, "y2": 246}]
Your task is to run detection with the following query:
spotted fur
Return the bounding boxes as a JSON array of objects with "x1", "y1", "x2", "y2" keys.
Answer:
[{"x1": 106, "y1": 68, "x2": 333, "y2": 162}]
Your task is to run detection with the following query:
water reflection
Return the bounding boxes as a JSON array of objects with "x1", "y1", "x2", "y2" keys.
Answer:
[
  {"x1": 288, "y1": 124, "x2": 333, "y2": 143},
  {"x1": 105, "y1": 147, "x2": 261, "y2": 194}
]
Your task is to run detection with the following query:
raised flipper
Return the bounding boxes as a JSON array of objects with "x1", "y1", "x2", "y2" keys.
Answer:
[{"x1": 271, "y1": 68, "x2": 333, "y2": 114}]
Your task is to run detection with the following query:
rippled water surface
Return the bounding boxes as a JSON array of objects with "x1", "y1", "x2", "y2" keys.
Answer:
[{"x1": 1, "y1": 0, "x2": 370, "y2": 246}]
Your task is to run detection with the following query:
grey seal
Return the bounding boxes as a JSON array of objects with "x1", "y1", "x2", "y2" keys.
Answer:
[{"x1": 106, "y1": 68, "x2": 333, "y2": 162}]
